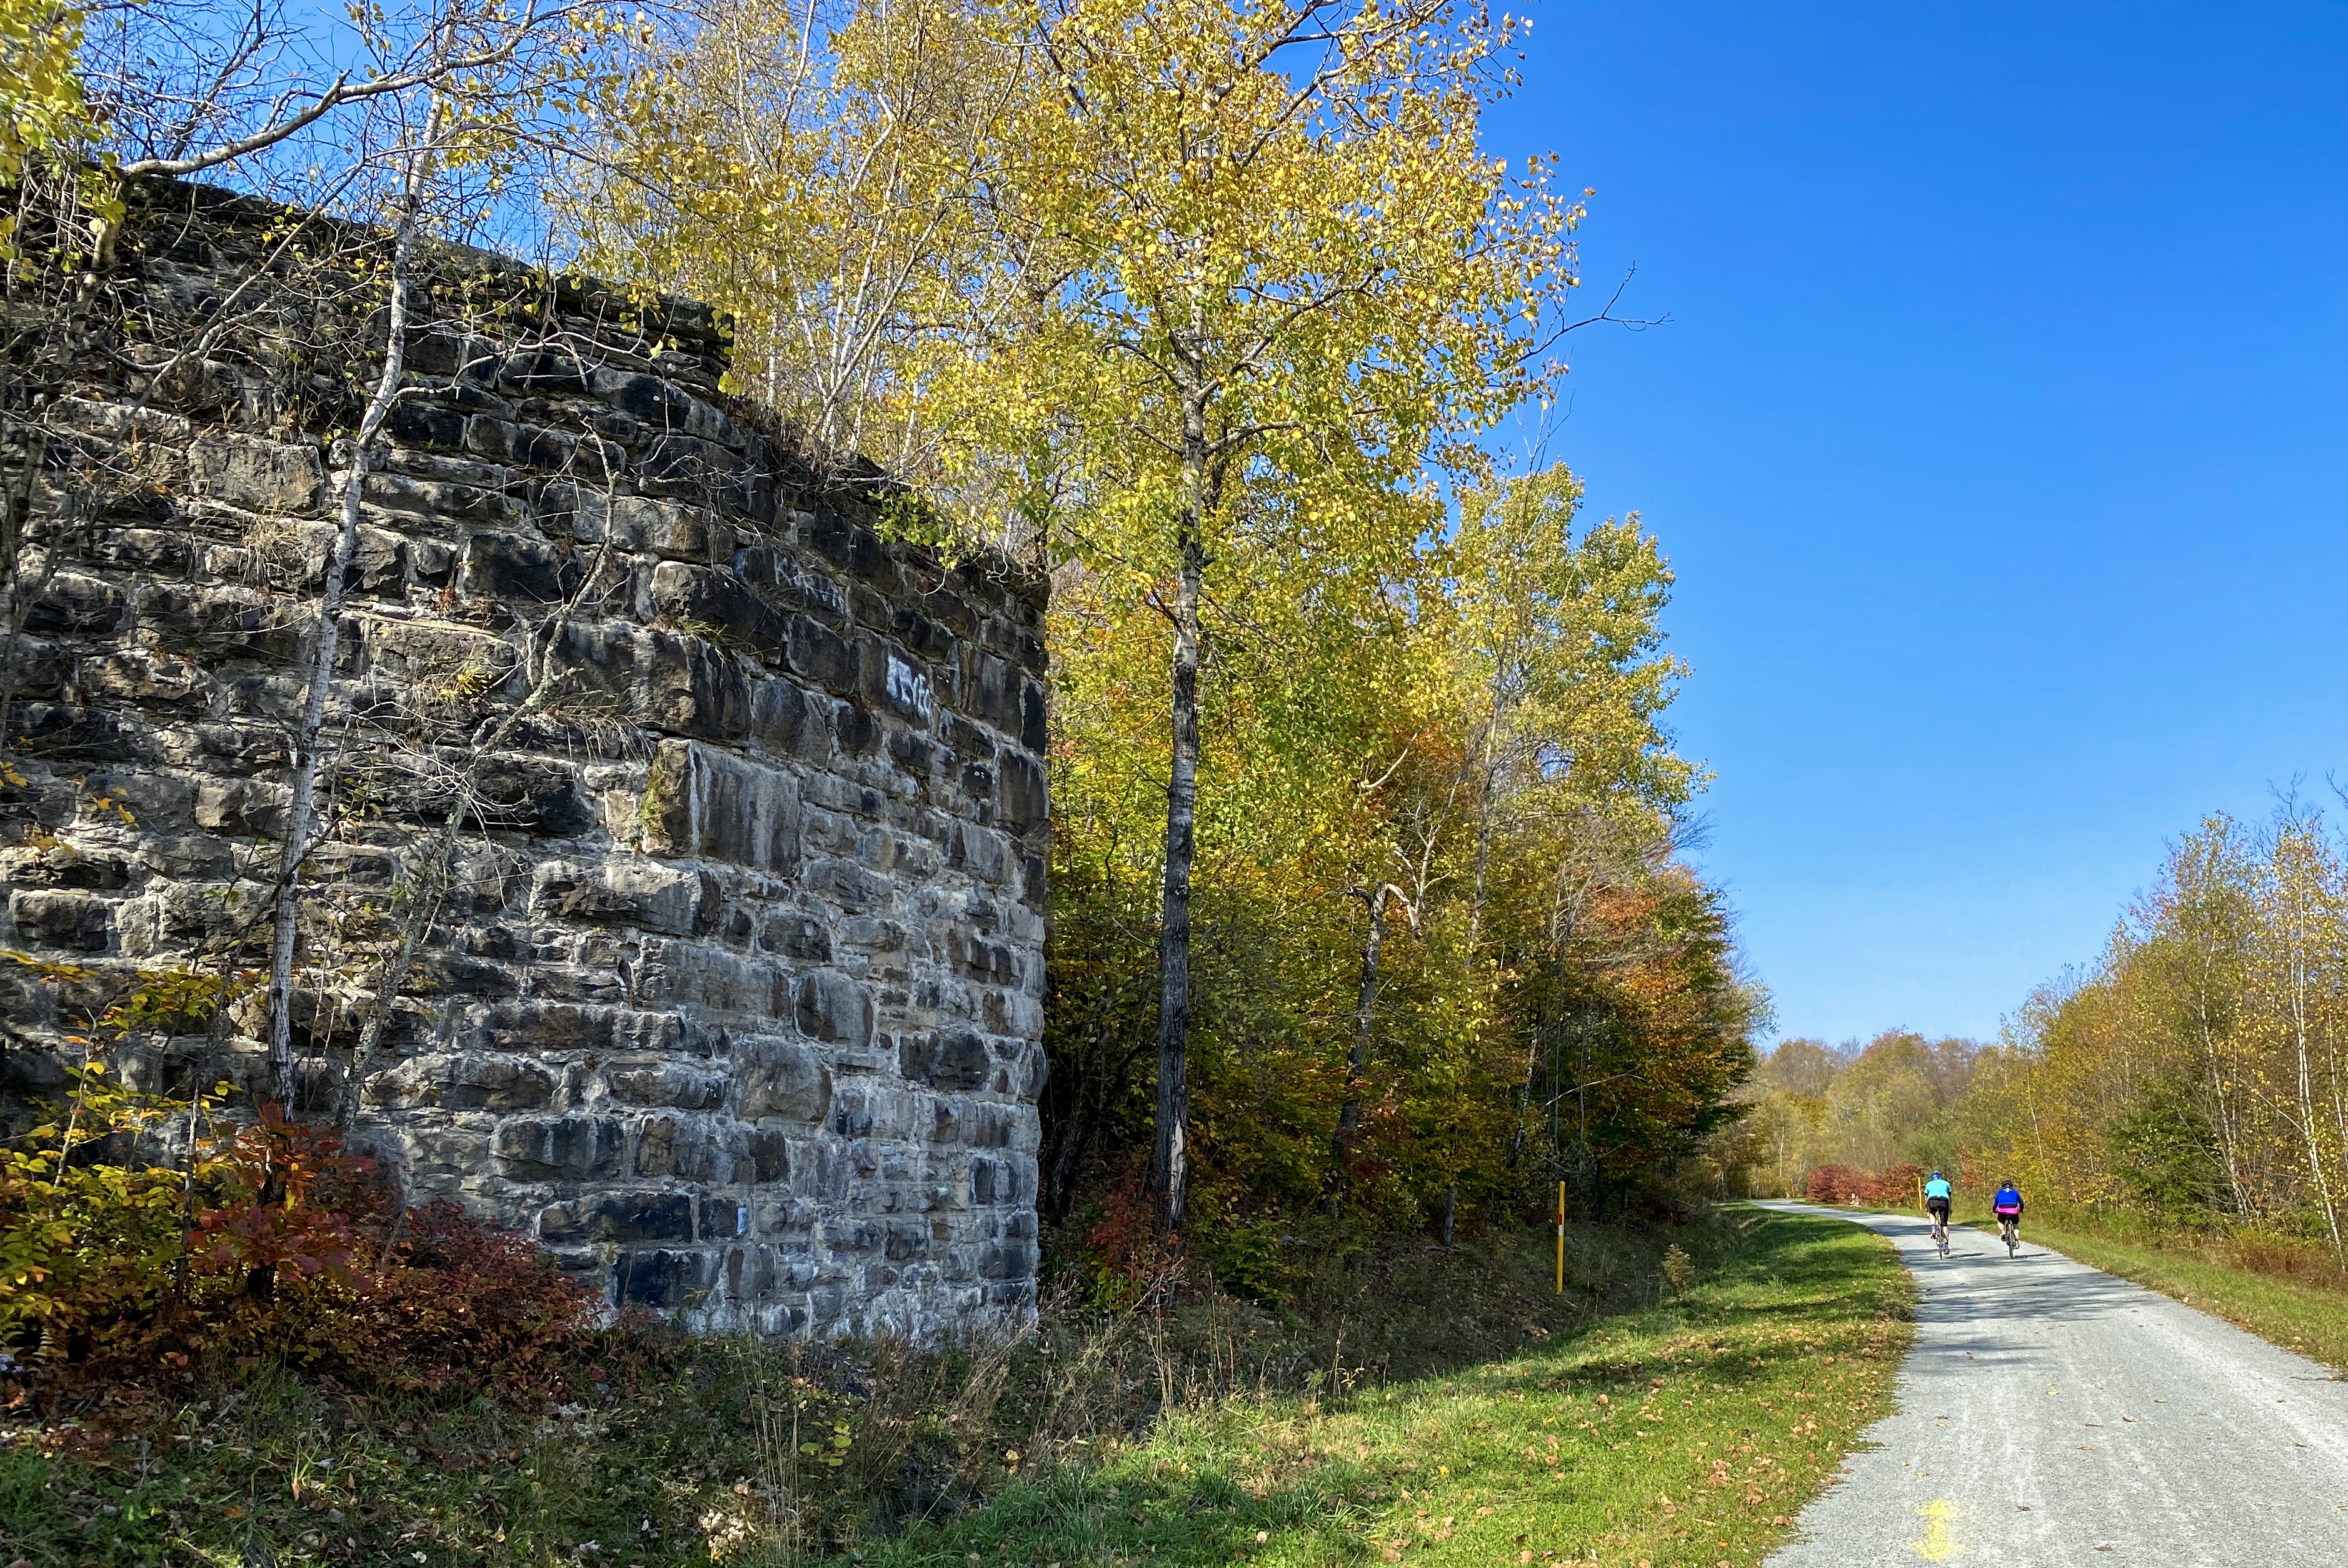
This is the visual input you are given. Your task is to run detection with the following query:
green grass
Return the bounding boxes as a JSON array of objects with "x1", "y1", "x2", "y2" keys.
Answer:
[
  {"x1": 1962, "y1": 1211, "x2": 2348, "y2": 1374},
  {"x1": 0, "y1": 1209, "x2": 1910, "y2": 1568},
  {"x1": 865, "y1": 1207, "x2": 1912, "y2": 1568}
]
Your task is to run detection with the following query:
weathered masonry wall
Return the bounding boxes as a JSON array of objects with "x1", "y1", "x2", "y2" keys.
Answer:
[{"x1": 0, "y1": 182, "x2": 1046, "y2": 1339}]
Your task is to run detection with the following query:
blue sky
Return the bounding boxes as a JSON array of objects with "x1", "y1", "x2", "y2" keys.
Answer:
[{"x1": 1489, "y1": 3, "x2": 2348, "y2": 1045}]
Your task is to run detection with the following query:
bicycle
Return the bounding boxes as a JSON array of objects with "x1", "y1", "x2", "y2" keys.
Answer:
[
  {"x1": 1999, "y1": 1215, "x2": 2020, "y2": 1258},
  {"x1": 1928, "y1": 1211, "x2": 1952, "y2": 1259}
]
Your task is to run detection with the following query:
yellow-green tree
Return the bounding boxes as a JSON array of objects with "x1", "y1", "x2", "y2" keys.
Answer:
[
  {"x1": 926, "y1": 0, "x2": 1583, "y2": 1233},
  {"x1": 571, "y1": 0, "x2": 1024, "y2": 472},
  {"x1": 0, "y1": 0, "x2": 89, "y2": 192}
]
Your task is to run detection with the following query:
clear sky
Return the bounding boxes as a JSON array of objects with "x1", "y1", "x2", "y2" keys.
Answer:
[{"x1": 1489, "y1": 3, "x2": 2348, "y2": 1046}]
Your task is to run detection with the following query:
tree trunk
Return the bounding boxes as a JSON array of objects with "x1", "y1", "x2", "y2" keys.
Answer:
[
  {"x1": 264, "y1": 102, "x2": 443, "y2": 1111},
  {"x1": 1464, "y1": 666, "x2": 1508, "y2": 956},
  {"x1": 1150, "y1": 384, "x2": 1208, "y2": 1239},
  {"x1": 1333, "y1": 885, "x2": 1387, "y2": 1169},
  {"x1": 2286, "y1": 902, "x2": 2345, "y2": 1267}
]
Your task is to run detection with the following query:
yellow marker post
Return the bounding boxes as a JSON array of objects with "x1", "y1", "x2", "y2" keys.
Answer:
[{"x1": 1555, "y1": 1181, "x2": 1566, "y2": 1294}]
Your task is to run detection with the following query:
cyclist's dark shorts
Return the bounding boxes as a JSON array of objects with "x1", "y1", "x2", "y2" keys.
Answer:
[{"x1": 1925, "y1": 1197, "x2": 1952, "y2": 1220}]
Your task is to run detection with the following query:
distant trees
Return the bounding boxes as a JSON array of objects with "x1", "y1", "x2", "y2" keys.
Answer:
[
  {"x1": 1729, "y1": 1030, "x2": 1984, "y2": 1198},
  {"x1": 1959, "y1": 807, "x2": 2348, "y2": 1264},
  {"x1": 1733, "y1": 804, "x2": 2348, "y2": 1274}
]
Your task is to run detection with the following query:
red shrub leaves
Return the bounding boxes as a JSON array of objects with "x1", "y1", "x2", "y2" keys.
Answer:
[
  {"x1": 1804, "y1": 1162, "x2": 1926, "y2": 1206},
  {"x1": 1, "y1": 1069, "x2": 595, "y2": 1414}
]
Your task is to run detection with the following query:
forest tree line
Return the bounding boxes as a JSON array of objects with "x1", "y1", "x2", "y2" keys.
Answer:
[
  {"x1": 3, "y1": 0, "x2": 1766, "y2": 1292},
  {"x1": 1732, "y1": 806, "x2": 2348, "y2": 1274}
]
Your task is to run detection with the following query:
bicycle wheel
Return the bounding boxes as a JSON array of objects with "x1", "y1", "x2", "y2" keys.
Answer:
[{"x1": 2004, "y1": 1223, "x2": 2018, "y2": 1258}]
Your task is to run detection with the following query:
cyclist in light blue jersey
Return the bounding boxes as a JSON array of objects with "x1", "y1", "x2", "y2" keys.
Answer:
[{"x1": 1922, "y1": 1171, "x2": 1954, "y2": 1254}]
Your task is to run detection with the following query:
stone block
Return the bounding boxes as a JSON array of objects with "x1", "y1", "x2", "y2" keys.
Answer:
[
  {"x1": 462, "y1": 530, "x2": 578, "y2": 604},
  {"x1": 464, "y1": 415, "x2": 600, "y2": 475},
  {"x1": 74, "y1": 650, "x2": 218, "y2": 713},
  {"x1": 863, "y1": 638, "x2": 936, "y2": 723},
  {"x1": 385, "y1": 398, "x2": 466, "y2": 451},
  {"x1": 136, "y1": 834, "x2": 236, "y2": 880},
  {"x1": 612, "y1": 495, "x2": 721, "y2": 561},
  {"x1": 474, "y1": 1000, "x2": 675, "y2": 1055},
  {"x1": 1020, "y1": 677, "x2": 1048, "y2": 752},
  {"x1": 831, "y1": 700, "x2": 880, "y2": 757},
  {"x1": 497, "y1": 347, "x2": 595, "y2": 395},
  {"x1": 366, "y1": 1052, "x2": 556, "y2": 1111},
  {"x1": 740, "y1": 1036, "x2": 831, "y2": 1123},
  {"x1": 471, "y1": 754, "x2": 596, "y2": 837},
  {"x1": 802, "y1": 509, "x2": 881, "y2": 576},
  {"x1": 795, "y1": 970, "x2": 875, "y2": 1047},
  {"x1": 805, "y1": 855, "x2": 889, "y2": 909},
  {"x1": 998, "y1": 749, "x2": 1047, "y2": 837},
  {"x1": 9, "y1": 890, "x2": 112, "y2": 952},
  {"x1": 536, "y1": 858, "x2": 716, "y2": 937},
  {"x1": 642, "y1": 629, "x2": 750, "y2": 741},
  {"x1": 900, "y1": 1028, "x2": 991, "y2": 1091},
  {"x1": 605, "y1": 1061, "x2": 727, "y2": 1110},
  {"x1": 616, "y1": 1247, "x2": 708, "y2": 1308},
  {"x1": 693, "y1": 748, "x2": 801, "y2": 871},
  {"x1": 1017, "y1": 1041, "x2": 1049, "y2": 1103},
  {"x1": 544, "y1": 620, "x2": 636, "y2": 707},
  {"x1": 980, "y1": 1242, "x2": 1035, "y2": 1281},
  {"x1": 95, "y1": 527, "x2": 193, "y2": 574},
  {"x1": 748, "y1": 677, "x2": 825, "y2": 760},
  {"x1": 190, "y1": 434, "x2": 325, "y2": 516},
  {"x1": 971, "y1": 1158, "x2": 1013, "y2": 1206},
  {"x1": 788, "y1": 615, "x2": 858, "y2": 695},
  {"x1": 596, "y1": 368, "x2": 696, "y2": 429},
  {"x1": 652, "y1": 561, "x2": 787, "y2": 656},
  {"x1": 29, "y1": 572, "x2": 127, "y2": 637},
  {"x1": 539, "y1": 1191, "x2": 694, "y2": 1244},
  {"x1": 405, "y1": 331, "x2": 499, "y2": 379},
  {"x1": 746, "y1": 1128, "x2": 792, "y2": 1182},
  {"x1": 637, "y1": 941, "x2": 791, "y2": 1019},
  {"x1": 758, "y1": 911, "x2": 831, "y2": 962},
  {"x1": 701, "y1": 1196, "x2": 752, "y2": 1242},
  {"x1": 965, "y1": 649, "x2": 1021, "y2": 732},
  {"x1": 635, "y1": 1114, "x2": 723, "y2": 1179},
  {"x1": 494, "y1": 1115, "x2": 624, "y2": 1180},
  {"x1": 361, "y1": 471, "x2": 514, "y2": 526},
  {"x1": 640, "y1": 432, "x2": 740, "y2": 496}
]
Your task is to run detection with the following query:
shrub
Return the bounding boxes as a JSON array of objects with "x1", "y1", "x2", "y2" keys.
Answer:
[
  {"x1": 1874, "y1": 1162, "x2": 1925, "y2": 1204},
  {"x1": 1804, "y1": 1164, "x2": 1869, "y2": 1204},
  {"x1": 0, "y1": 1066, "x2": 595, "y2": 1412},
  {"x1": 1802, "y1": 1162, "x2": 1928, "y2": 1206}
]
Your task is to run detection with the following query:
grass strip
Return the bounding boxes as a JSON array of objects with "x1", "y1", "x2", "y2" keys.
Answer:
[
  {"x1": 867, "y1": 1207, "x2": 1912, "y2": 1568},
  {"x1": 1963, "y1": 1212, "x2": 2348, "y2": 1374},
  {"x1": 1, "y1": 1210, "x2": 1909, "y2": 1568}
]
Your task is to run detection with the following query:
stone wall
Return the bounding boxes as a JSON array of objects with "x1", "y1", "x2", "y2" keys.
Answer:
[{"x1": 0, "y1": 181, "x2": 1046, "y2": 1339}]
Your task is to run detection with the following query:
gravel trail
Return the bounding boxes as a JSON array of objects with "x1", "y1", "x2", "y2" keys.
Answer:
[{"x1": 1755, "y1": 1201, "x2": 2348, "y2": 1566}]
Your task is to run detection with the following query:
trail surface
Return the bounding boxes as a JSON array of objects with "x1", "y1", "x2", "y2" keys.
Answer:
[{"x1": 1755, "y1": 1201, "x2": 2348, "y2": 1566}]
